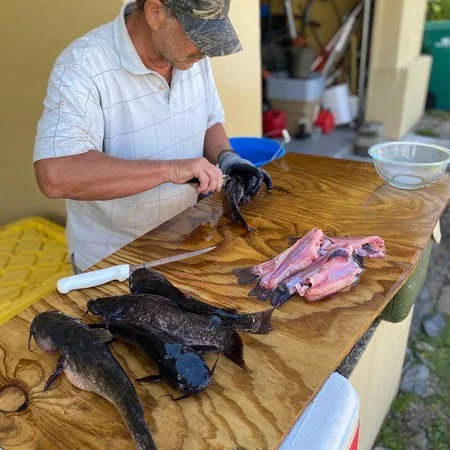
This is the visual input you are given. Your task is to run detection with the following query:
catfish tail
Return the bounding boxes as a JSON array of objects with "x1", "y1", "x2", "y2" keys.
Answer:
[
  {"x1": 270, "y1": 287, "x2": 294, "y2": 308},
  {"x1": 233, "y1": 267, "x2": 260, "y2": 285},
  {"x1": 248, "y1": 284, "x2": 273, "y2": 301},
  {"x1": 223, "y1": 331, "x2": 246, "y2": 370},
  {"x1": 118, "y1": 400, "x2": 157, "y2": 450},
  {"x1": 218, "y1": 308, "x2": 275, "y2": 334}
]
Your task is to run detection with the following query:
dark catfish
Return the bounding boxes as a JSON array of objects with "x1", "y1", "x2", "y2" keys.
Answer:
[
  {"x1": 224, "y1": 177, "x2": 254, "y2": 232},
  {"x1": 129, "y1": 268, "x2": 274, "y2": 334},
  {"x1": 223, "y1": 166, "x2": 272, "y2": 232},
  {"x1": 29, "y1": 311, "x2": 156, "y2": 450},
  {"x1": 87, "y1": 295, "x2": 246, "y2": 369},
  {"x1": 106, "y1": 321, "x2": 214, "y2": 399}
]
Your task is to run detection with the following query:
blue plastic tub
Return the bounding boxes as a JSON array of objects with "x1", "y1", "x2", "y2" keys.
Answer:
[{"x1": 229, "y1": 137, "x2": 286, "y2": 167}]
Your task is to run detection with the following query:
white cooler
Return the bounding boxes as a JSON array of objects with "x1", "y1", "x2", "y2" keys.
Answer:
[{"x1": 280, "y1": 372, "x2": 360, "y2": 450}]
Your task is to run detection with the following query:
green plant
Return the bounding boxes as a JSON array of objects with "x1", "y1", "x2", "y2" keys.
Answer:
[
  {"x1": 427, "y1": 0, "x2": 450, "y2": 20},
  {"x1": 416, "y1": 128, "x2": 440, "y2": 137}
]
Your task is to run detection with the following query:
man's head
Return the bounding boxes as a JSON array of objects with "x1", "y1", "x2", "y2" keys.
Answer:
[{"x1": 135, "y1": 0, "x2": 241, "y2": 70}]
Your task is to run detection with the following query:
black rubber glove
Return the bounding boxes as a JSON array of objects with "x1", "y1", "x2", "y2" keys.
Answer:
[{"x1": 219, "y1": 151, "x2": 272, "y2": 202}]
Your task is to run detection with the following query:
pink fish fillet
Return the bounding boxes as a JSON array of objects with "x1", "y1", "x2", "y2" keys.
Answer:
[
  {"x1": 258, "y1": 228, "x2": 324, "y2": 291},
  {"x1": 320, "y1": 235, "x2": 385, "y2": 258},
  {"x1": 234, "y1": 228, "x2": 324, "y2": 286},
  {"x1": 300, "y1": 246, "x2": 364, "y2": 302},
  {"x1": 270, "y1": 250, "x2": 334, "y2": 307}
]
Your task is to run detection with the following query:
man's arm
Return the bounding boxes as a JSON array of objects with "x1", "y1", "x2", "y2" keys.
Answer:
[
  {"x1": 34, "y1": 62, "x2": 222, "y2": 201},
  {"x1": 203, "y1": 123, "x2": 232, "y2": 165},
  {"x1": 34, "y1": 151, "x2": 223, "y2": 200}
]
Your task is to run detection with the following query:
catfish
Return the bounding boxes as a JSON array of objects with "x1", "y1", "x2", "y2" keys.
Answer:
[
  {"x1": 129, "y1": 268, "x2": 274, "y2": 334},
  {"x1": 105, "y1": 320, "x2": 215, "y2": 400},
  {"x1": 87, "y1": 295, "x2": 246, "y2": 369},
  {"x1": 29, "y1": 311, "x2": 156, "y2": 450}
]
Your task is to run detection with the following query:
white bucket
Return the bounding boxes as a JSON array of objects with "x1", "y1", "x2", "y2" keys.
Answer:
[{"x1": 323, "y1": 83, "x2": 353, "y2": 126}]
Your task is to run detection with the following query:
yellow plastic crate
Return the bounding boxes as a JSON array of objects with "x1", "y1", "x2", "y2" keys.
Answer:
[{"x1": 0, "y1": 217, "x2": 73, "y2": 326}]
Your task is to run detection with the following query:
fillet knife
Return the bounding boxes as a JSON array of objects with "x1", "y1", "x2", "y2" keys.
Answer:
[{"x1": 57, "y1": 246, "x2": 216, "y2": 294}]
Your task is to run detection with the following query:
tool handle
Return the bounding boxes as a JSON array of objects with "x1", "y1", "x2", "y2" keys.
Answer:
[{"x1": 57, "y1": 265, "x2": 130, "y2": 294}]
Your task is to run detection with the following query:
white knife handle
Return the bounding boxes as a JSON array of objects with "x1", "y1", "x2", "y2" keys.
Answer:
[{"x1": 57, "y1": 265, "x2": 130, "y2": 294}]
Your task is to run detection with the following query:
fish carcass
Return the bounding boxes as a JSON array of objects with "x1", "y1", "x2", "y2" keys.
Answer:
[{"x1": 233, "y1": 228, "x2": 385, "y2": 307}]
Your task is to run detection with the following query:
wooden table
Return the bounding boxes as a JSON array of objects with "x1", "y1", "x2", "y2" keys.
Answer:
[{"x1": 1, "y1": 154, "x2": 449, "y2": 449}]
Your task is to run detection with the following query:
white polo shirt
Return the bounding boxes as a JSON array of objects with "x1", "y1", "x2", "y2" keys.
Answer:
[{"x1": 34, "y1": 1, "x2": 225, "y2": 271}]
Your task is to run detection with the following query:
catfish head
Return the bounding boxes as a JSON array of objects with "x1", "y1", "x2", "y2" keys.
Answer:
[{"x1": 29, "y1": 311, "x2": 72, "y2": 354}]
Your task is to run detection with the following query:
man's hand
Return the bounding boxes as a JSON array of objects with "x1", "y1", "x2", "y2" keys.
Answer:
[
  {"x1": 167, "y1": 157, "x2": 224, "y2": 195},
  {"x1": 219, "y1": 152, "x2": 272, "y2": 202}
]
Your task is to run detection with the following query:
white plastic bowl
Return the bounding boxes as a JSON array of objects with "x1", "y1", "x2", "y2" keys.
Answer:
[{"x1": 368, "y1": 142, "x2": 450, "y2": 189}]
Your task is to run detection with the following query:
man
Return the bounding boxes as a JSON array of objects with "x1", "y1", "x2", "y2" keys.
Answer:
[{"x1": 34, "y1": 0, "x2": 270, "y2": 273}]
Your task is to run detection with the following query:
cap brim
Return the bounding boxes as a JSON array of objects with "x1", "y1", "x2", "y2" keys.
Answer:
[{"x1": 174, "y1": 13, "x2": 243, "y2": 57}]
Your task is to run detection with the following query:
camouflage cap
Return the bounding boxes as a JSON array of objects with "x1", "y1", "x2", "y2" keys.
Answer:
[{"x1": 165, "y1": 0, "x2": 242, "y2": 57}]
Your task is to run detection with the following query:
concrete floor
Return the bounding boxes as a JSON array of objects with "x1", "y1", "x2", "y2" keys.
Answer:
[
  {"x1": 284, "y1": 127, "x2": 368, "y2": 161},
  {"x1": 284, "y1": 126, "x2": 450, "y2": 163}
]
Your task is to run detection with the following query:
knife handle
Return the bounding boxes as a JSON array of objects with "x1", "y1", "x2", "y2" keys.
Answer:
[{"x1": 57, "y1": 265, "x2": 130, "y2": 294}]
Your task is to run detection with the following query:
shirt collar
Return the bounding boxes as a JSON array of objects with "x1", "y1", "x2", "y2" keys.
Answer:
[{"x1": 114, "y1": 1, "x2": 155, "y2": 75}]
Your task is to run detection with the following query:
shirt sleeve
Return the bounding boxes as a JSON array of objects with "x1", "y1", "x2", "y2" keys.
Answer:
[
  {"x1": 33, "y1": 63, "x2": 104, "y2": 162},
  {"x1": 205, "y1": 59, "x2": 225, "y2": 129}
]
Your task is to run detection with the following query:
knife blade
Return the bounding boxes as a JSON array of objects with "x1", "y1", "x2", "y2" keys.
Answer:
[{"x1": 57, "y1": 246, "x2": 217, "y2": 294}]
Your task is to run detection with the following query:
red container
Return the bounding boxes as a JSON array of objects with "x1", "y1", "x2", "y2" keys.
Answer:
[
  {"x1": 263, "y1": 109, "x2": 287, "y2": 138},
  {"x1": 315, "y1": 109, "x2": 336, "y2": 134}
]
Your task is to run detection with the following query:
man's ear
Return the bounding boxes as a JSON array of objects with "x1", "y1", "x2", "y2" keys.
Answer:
[{"x1": 144, "y1": 0, "x2": 168, "y2": 31}]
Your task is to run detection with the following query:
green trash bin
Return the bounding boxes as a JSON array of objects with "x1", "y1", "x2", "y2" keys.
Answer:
[{"x1": 422, "y1": 20, "x2": 450, "y2": 110}]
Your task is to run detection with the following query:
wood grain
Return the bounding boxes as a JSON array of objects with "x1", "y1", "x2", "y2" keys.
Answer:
[{"x1": 1, "y1": 154, "x2": 449, "y2": 450}]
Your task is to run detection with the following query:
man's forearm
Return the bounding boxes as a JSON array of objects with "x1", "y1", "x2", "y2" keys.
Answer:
[
  {"x1": 34, "y1": 150, "x2": 171, "y2": 201},
  {"x1": 203, "y1": 123, "x2": 233, "y2": 165}
]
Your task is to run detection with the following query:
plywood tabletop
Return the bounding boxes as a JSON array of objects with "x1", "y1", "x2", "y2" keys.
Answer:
[{"x1": 1, "y1": 154, "x2": 449, "y2": 450}]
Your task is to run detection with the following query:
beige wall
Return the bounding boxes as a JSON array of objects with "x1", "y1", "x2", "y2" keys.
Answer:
[
  {"x1": 365, "y1": 56, "x2": 432, "y2": 140},
  {"x1": 364, "y1": 0, "x2": 431, "y2": 139},
  {"x1": 211, "y1": 0, "x2": 262, "y2": 138},
  {"x1": 369, "y1": 0, "x2": 428, "y2": 71},
  {"x1": 0, "y1": 0, "x2": 122, "y2": 227},
  {"x1": 0, "y1": 1, "x2": 262, "y2": 227}
]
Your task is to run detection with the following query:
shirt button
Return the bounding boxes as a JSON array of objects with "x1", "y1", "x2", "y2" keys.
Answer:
[{"x1": 159, "y1": 85, "x2": 166, "y2": 91}]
